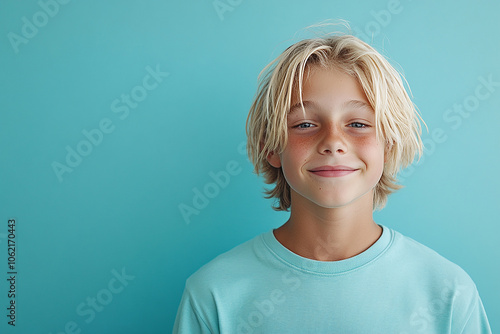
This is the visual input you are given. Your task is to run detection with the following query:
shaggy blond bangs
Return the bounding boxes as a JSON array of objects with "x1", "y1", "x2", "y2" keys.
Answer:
[{"x1": 246, "y1": 33, "x2": 426, "y2": 211}]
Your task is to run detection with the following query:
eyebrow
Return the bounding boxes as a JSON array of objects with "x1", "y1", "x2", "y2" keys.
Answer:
[{"x1": 288, "y1": 99, "x2": 373, "y2": 116}]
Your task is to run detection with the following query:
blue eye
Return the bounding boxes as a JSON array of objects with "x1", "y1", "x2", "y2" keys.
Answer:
[
  {"x1": 349, "y1": 122, "x2": 368, "y2": 128},
  {"x1": 295, "y1": 122, "x2": 315, "y2": 129}
]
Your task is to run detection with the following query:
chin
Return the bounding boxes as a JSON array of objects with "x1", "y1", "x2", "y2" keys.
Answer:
[
  {"x1": 308, "y1": 190, "x2": 373, "y2": 209},
  {"x1": 311, "y1": 197, "x2": 358, "y2": 209}
]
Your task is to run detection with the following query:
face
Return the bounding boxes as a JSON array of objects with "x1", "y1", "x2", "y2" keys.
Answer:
[{"x1": 267, "y1": 65, "x2": 386, "y2": 209}]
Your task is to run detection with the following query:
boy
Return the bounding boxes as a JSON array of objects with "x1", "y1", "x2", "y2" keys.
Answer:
[{"x1": 173, "y1": 31, "x2": 491, "y2": 333}]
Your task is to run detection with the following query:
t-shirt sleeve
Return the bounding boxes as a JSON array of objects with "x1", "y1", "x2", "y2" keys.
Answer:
[
  {"x1": 459, "y1": 292, "x2": 492, "y2": 334},
  {"x1": 172, "y1": 284, "x2": 214, "y2": 334}
]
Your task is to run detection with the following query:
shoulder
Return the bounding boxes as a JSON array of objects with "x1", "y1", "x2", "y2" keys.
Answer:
[
  {"x1": 388, "y1": 227, "x2": 479, "y2": 298},
  {"x1": 185, "y1": 231, "x2": 268, "y2": 292},
  {"x1": 386, "y1": 228, "x2": 491, "y2": 332},
  {"x1": 391, "y1": 229, "x2": 468, "y2": 273}
]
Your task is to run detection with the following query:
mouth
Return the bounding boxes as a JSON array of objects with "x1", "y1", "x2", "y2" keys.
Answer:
[
  {"x1": 309, "y1": 165, "x2": 357, "y2": 172},
  {"x1": 308, "y1": 165, "x2": 358, "y2": 177}
]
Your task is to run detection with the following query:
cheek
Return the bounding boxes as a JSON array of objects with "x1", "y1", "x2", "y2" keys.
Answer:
[
  {"x1": 284, "y1": 136, "x2": 312, "y2": 163},
  {"x1": 279, "y1": 136, "x2": 312, "y2": 181},
  {"x1": 287, "y1": 134, "x2": 312, "y2": 151},
  {"x1": 354, "y1": 136, "x2": 385, "y2": 168}
]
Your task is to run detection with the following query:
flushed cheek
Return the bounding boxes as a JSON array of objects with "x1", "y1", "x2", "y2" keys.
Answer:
[
  {"x1": 280, "y1": 151, "x2": 306, "y2": 182},
  {"x1": 355, "y1": 139, "x2": 385, "y2": 175},
  {"x1": 279, "y1": 139, "x2": 312, "y2": 183},
  {"x1": 286, "y1": 134, "x2": 315, "y2": 152},
  {"x1": 284, "y1": 136, "x2": 314, "y2": 162}
]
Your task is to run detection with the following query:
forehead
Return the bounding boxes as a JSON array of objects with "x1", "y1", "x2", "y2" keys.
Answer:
[
  {"x1": 290, "y1": 64, "x2": 370, "y2": 109},
  {"x1": 288, "y1": 99, "x2": 374, "y2": 117}
]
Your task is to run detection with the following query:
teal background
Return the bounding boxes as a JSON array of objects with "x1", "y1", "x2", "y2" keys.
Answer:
[{"x1": 0, "y1": 0, "x2": 498, "y2": 333}]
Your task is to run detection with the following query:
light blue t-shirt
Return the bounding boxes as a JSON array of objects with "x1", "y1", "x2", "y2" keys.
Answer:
[{"x1": 173, "y1": 225, "x2": 491, "y2": 333}]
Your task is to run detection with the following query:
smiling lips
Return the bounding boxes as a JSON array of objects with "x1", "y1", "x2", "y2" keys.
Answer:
[{"x1": 309, "y1": 165, "x2": 358, "y2": 177}]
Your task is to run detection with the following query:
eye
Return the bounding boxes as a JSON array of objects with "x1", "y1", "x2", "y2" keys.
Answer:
[
  {"x1": 293, "y1": 122, "x2": 316, "y2": 129},
  {"x1": 348, "y1": 122, "x2": 369, "y2": 128}
]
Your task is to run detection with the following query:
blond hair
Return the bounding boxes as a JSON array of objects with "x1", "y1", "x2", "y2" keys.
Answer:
[{"x1": 246, "y1": 29, "x2": 426, "y2": 211}]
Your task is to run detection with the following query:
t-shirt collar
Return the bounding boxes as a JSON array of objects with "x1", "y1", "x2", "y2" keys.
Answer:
[{"x1": 261, "y1": 224, "x2": 394, "y2": 275}]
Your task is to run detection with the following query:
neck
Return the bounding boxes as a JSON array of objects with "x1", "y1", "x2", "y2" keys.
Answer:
[{"x1": 273, "y1": 190, "x2": 382, "y2": 261}]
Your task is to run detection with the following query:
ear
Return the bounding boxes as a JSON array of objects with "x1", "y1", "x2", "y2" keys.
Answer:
[{"x1": 266, "y1": 150, "x2": 282, "y2": 168}]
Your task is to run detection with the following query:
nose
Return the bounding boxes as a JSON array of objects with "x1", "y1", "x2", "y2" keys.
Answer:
[{"x1": 318, "y1": 124, "x2": 347, "y2": 155}]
